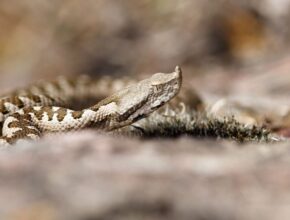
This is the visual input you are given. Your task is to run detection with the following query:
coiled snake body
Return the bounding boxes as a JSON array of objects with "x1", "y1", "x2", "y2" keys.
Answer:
[{"x1": 0, "y1": 67, "x2": 182, "y2": 146}]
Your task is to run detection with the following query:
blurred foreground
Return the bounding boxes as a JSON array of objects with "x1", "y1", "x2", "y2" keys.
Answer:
[{"x1": 1, "y1": 133, "x2": 290, "y2": 220}]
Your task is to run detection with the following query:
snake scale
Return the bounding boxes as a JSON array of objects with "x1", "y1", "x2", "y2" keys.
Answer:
[{"x1": 0, "y1": 66, "x2": 182, "y2": 146}]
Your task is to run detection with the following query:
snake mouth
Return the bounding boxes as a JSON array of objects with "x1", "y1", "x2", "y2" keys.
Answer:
[
  {"x1": 134, "y1": 114, "x2": 147, "y2": 121},
  {"x1": 152, "y1": 101, "x2": 165, "y2": 110}
]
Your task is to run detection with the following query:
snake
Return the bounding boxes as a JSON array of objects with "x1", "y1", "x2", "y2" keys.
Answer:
[{"x1": 0, "y1": 66, "x2": 182, "y2": 146}]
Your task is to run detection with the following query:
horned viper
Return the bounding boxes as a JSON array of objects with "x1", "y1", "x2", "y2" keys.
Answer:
[{"x1": 0, "y1": 66, "x2": 182, "y2": 146}]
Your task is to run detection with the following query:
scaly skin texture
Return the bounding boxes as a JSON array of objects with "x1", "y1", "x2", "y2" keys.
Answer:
[{"x1": 0, "y1": 66, "x2": 182, "y2": 146}]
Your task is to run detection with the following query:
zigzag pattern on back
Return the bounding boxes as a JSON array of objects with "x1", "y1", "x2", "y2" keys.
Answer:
[{"x1": 0, "y1": 67, "x2": 182, "y2": 146}]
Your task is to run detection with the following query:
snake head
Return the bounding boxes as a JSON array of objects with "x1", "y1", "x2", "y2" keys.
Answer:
[
  {"x1": 119, "y1": 66, "x2": 182, "y2": 123},
  {"x1": 148, "y1": 66, "x2": 182, "y2": 110},
  {"x1": 91, "y1": 66, "x2": 182, "y2": 130}
]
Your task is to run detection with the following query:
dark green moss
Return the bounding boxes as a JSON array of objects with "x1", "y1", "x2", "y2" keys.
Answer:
[{"x1": 125, "y1": 111, "x2": 271, "y2": 143}]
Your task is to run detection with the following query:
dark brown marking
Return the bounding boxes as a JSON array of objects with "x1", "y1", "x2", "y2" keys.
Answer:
[
  {"x1": 42, "y1": 106, "x2": 54, "y2": 121},
  {"x1": 12, "y1": 112, "x2": 21, "y2": 118},
  {"x1": 44, "y1": 95, "x2": 56, "y2": 102},
  {"x1": 56, "y1": 108, "x2": 68, "y2": 122},
  {"x1": 8, "y1": 127, "x2": 40, "y2": 143},
  {"x1": 11, "y1": 96, "x2": 24, "y2": 108},
  {"x1": 9, "y1": 113, "x2": 32, "y2": 122},
  {"x1": 72, "y1": 110, "x2": 83, "y2": 119},
  {"x1": 23, "y1": 106, "x2": 34, "y2": 114},
  {"x1": 30, "y1": 94, "x2": 41, "y2": 103},
  {"x1": 0, "y1": 101, "x2": 8, "y2": 114},
  {"x1": 7, "y1": 121, "x2": 22, "y2": 128},
  {"x1": 33, "y1": 108, "x2": 45, "y2": 121}
]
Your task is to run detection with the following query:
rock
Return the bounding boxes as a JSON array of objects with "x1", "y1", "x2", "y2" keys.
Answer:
[{"x1": 0, "y1": 131, "x2": 290, "y2": 220}]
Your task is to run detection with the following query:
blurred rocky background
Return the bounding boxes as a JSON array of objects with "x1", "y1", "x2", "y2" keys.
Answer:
[
  {"x1": 2, "y1": 0, "x2": 290, "y2": 219},
  {"x1": 1, "y1": 0, "x2": 290, "y2": 90}
]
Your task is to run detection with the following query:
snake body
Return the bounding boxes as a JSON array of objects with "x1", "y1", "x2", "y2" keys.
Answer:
[{"x1": 0, "y1": 67, "x2": 182, "y2": 146}]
